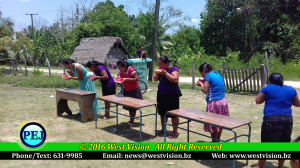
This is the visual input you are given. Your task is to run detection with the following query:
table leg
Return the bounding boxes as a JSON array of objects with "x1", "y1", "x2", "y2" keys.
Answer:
[
  {"x1": 116, "y1": 105, "x2": 119, "y2": 126},
  {"x1": 95, "y1": 109, "x2": 98, "y2": 129},
  {"x1": 57, "y1": 99, "x2": 72, "y2": 116},
  {"x1": 80, "y1": 97, "x2": 95, "y2": 123},
  {"x1": 139, "y1": 109, "x2": 142, "y2": 141},
  {"x1": 155, "y1": 105, "x2": 158, "y2": 136},
  {"x1": 164, "y1": 113, "x2": 168, "y2": 142},
  {"x1": 232, "y1": 130, "x2": 237, "y2": 168},
  {"x1": 246, "y1": 124, "x2": 252, "y2": 165},
  {"x1": 187, "y1": 119, "x2": 190, "y2": 142}
]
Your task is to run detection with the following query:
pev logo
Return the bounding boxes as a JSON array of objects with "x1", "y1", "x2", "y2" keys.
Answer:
[{"x1": 17, "y1": 121, "x2": 48, "y2": 151}]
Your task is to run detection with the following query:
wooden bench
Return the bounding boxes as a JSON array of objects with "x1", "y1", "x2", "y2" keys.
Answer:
[
  {"x1": 56, "y1": 89, "x2": 96, "y2": 123},
  {"x1": 164, "y1": 108, "x2": 252, "y2": 142},
  {"x1": 164, "y1": 108, "x2": 252, "y2": 168},
  {"x1": 98, "y1": 95, "x2": 157, "y2": 141}
]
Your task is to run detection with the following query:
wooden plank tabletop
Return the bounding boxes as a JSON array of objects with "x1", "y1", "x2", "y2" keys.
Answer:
[
  {"x1": 167, "y1": 108, "x2": 251, "y2": 129},
  {"x1": 98, "y1": 95, "x2": 157, "y2": 109},
  {"x1": 56, "y1": 89, "x2": 96, "y2": 96}
]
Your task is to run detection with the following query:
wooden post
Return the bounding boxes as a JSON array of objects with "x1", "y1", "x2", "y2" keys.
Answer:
[
  {"x1": 224, "y1": 70, "x2": 229, "y2": 89},
  {"x1": 24, "y1": 57, "x2": 28, "y2": 76},
  {"x1": 63, "y1": 66, "x2": 66, "y2": 75},
  {"x1": 220, "y1": 64, "x2": 226, "y2": 77},
  {"x1": 242, "y1": 69, "x2": 246, "y2": 91},
  {"x1": 231, "y1": 70, "x2": 235, "y2": 89},
  {"x1": 265, "y1": 51, "x2": 269, "y2": 83},
  {"x1": 192, "y1": 62, "x2": 195, "y2": 90},
  {"x1": 260, "y1": 64, "x2": 267, "y2": 87},
  {"x1": 12, "y1": 60, "x2": 17, "y2": 76},
  {"x1": 253, "y1": 68, "x2": 256, "y2": 92},
  {"x1": 45, "y1": 56, "x2": 51, "y2": 76},
  {"x1": 256, "y1": 68, "x2": 260, "y2": 91},
  {"x1": 234, "y1": 69, "x2": 238, "y2": 91},
  {"x1": 237, "y1": 69, "x2": 242, "y2": 91},
  {"x1": 228, "y1": 69, "x2": 232, "y2": 89},
  {"x1": 245, "y1": 70, "x2": 249, "y2": 92}
]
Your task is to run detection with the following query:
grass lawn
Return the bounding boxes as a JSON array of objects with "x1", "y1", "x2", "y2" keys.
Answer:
[{"x1": 0, "y1": 82, "x2": 299, "y2": 168}]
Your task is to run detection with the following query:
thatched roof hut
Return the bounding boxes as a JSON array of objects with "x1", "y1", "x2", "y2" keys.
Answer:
[{"x1": 70, "y1": 37, "x2": 130, "y2": 65}]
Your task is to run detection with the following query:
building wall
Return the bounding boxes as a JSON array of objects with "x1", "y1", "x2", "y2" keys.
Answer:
[{"x1": 106, "y1": 47, "x2": 128, "y2": 66}]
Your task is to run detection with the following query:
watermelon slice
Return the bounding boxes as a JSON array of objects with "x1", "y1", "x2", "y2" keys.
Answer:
[
  {"x1": 197, "y1": 79, "x2": 204, "y2": 84},
  {"x1": 89, "y1": 75, "x2": 94, "y2": 80},
  {"x1": 115, "y1": 77, "x2": 123, "y2": 83},
  {"x1": 62, "y1": 75, "x2": 69, "y2": 79},
  {"x1": 155, "y1": 68, "x2": 163, "y2": 73}
]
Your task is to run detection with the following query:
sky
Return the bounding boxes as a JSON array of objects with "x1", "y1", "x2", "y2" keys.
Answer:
[{"x1": 0, "y1": 0, "x2": 207, "y2": 33}]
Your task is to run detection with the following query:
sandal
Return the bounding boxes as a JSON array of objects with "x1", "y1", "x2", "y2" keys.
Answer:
[
  {"x1": 125, "y1": 122, "x2": 134, "y2": 129},
  {"x1": 155, "y1": 130, "x2": 164, "y2": 135},
  {"x1": 100, "y1": 116, "x2": 109, "y2": 120},
  {"x1": 169, "y1": 133, "x2": 179, "y2": 139}
]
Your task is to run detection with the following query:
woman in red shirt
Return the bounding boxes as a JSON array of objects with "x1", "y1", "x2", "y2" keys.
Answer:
[{"x1": 117, "y1": 58, "x2": 143, "y2": 128}]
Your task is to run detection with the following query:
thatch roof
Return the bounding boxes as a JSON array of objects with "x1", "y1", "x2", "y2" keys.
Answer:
[{"x1": 70, "y1": 37, "x2": 130, "y2": 64}]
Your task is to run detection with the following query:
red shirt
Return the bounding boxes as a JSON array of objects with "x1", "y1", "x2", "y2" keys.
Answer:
[{"x1": 120, "y1": 66, "x2": 139, "y2": 91}]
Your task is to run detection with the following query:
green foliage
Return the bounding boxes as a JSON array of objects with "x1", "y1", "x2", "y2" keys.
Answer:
[
  {"x1": 0, "y1": 73, "x2": 79, "y2": 88},
  {"x1": 200, "y1": 0, "x2": 244, "y2": 57},
  {"x1": 66, "y1": 0, "x2": 137, "y2": 54},
  {"x1": 178, "y1": 51, "x2": 300, "y2": 80}
]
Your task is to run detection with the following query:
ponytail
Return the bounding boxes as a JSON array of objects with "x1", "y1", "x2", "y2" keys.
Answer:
[
  {"x1": 269, "y1": 73, "x2": 284, "y2": 86},
  {"x1": 116, "y1": 58, "x2": 129, "y2": 69},
  {"x1": 199, "y1": 62, "x2": 213, "y2": 73}
]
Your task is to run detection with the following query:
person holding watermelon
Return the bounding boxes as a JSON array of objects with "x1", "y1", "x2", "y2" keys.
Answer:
[
  {"x1": 62, "y1": 59, "x2": 101, "y2": 116},
  {"x1": 87, "y1": 60, "x2": 116, "y2": 120},
  {"x1": 154, "y1": 56, "x2": 181, "y2": 139},
  {"x1": 116, "y1": 58, "x2": 143, "y2": 129}
]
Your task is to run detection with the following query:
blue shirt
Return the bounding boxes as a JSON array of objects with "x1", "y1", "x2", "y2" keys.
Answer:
[
  {"x1": 204, "y1": 72, "x2": 225, "y2": 102},
  {"x1": 261, "y1": 84, "x2": 297, "y2": 118}
]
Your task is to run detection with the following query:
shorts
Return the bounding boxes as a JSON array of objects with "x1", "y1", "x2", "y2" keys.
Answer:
[{"x1": 261, "y1": 115, "x2": 293, "y2": 142}]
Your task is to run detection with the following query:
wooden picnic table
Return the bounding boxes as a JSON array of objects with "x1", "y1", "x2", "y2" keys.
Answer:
[
  {"x1": 164, "y1": 108, "x2": 252, "y2": 168},
  {"x1": 56, "y1": 89, "x2": 96, "y2": 123},
  {"x1": 98, "y1": 95, "x2": 157, "y2": 141}
]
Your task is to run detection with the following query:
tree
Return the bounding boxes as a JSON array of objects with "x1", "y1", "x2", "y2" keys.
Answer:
[
  {"x1": 0, "y1": 11, "x2": 14, "y2": 59},
  {"x1": 253, "y1": 0, "x2": 300, "y2": 63},
  {"x1": 200, "y1": 0, "x2": 245, "y2": 58},
  {"x1": 66, "y1": 0, "x2": 137, "y2": 55}
]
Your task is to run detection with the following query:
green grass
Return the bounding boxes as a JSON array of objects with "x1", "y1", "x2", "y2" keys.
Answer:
[{"x1": 0, "y1": 77, "x2": 299, "y2": 167}]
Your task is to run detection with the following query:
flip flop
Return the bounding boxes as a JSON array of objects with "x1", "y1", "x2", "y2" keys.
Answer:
[
  {"x1": 100, "y1": 116, "x2": 109, "y2": 120},
  {"x1": 155, "y1": 130, "x2": 164, "y2": 135},
  {"x1": 169, "y1": 133, "x2": 179, "y2": 139},
  {"x1": 125, "y1": 122, "x2": 134, "y2": 129}
]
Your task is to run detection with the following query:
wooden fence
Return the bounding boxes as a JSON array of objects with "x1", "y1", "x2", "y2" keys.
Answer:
[{"x1": 219, "y1": 64, "x2": 268, "y2": 93}]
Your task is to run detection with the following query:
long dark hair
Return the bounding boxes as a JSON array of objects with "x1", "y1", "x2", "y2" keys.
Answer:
[
  {"x1": 116, "y1": 58, "x2": 129, "y2": 69},
  {"x1": 199, "y1": 63, "x2": 213, "y2": 73},
  {"x1": 86, "y1": 61, "x2": 106, "y2": 68},
  {"x1": 62, "y1": 58, "x2": 75, "y2": 64},
  {"x1": 269, "y1": 73, "x2": 283, "y2": 86},
  {"x1": 158, "y1": 56, "x2": 171, "y2": 64}
]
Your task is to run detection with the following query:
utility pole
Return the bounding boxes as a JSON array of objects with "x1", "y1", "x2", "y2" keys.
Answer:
[
  {"x1": 149, "y1": 0, "x2": 160, "y2": 82},
  {"x1": 26, "y1": 13, "x2": 38, "y2": 33}
]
